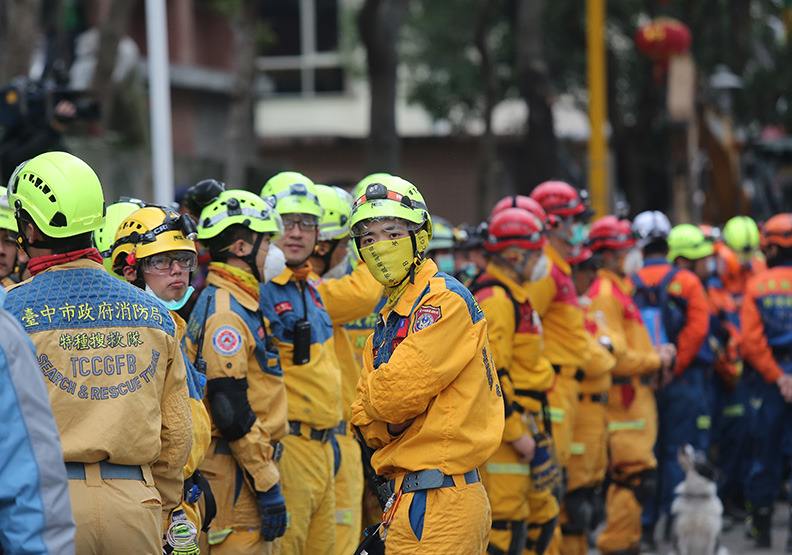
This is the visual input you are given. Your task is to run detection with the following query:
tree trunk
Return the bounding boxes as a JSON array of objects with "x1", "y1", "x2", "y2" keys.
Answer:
[
  {"x1": 514, "y1": 0, "x2": 558, "y2": 193},
  {"x1": 474, "y1": 0, "x2": 500, "y2": 219},
  {"x1": 92, "y1": 0, "x2": 137, "y2": 130},
  {"x1": 0, "y1": 0, "x2": 43, "y2": 83},
  {"x1": 224, "y1": 0, "x2": 258, "y2": 189},
  {"x1": 358, "y1": 0, "x2": 410, "y2": 175}
]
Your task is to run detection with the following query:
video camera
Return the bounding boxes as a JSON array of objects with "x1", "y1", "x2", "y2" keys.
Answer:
[{"x1": 0, "y1": 76, "x2": 100, "y2": 129}]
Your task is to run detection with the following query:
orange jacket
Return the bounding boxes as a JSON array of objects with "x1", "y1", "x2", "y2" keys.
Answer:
[
  {"x1": 587, "y1": 269, "x2": 661, "y2": 378},
  {"x1": 741, "y1": 265, "x2": 792, "y2": 383},
  {"x1": 525, "y1": 245, "x2": 590, "y2": 375},
  {"x1": 634, "y1": 261, "x2": 709, "y2": 375}
]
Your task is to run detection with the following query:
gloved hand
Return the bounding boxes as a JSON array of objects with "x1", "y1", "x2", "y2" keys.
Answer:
[
  {"x1": 257, "y1": 483, "x2": 287, "y2": 541},
  {"x1": 163, "y1": 509, "x2": 199, "y2": 555}
]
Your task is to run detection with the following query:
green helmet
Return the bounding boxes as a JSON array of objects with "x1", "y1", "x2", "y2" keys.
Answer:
[
  {"x1": 260, "y1": 171, "x2": 323, "y2": 219},
  {"x1": 316, "y1": 184, "x2": 353, "y2": 241},
  {"x1": 197, "y1": 189, "x2": 283, "y2": 241},
  {"x1": 349, "y1": 175, "x2": 432, "y2": 240},
  {"x1": 667, "y1": 224, "x2": 714, "y2": 262},
  {"x1": 723, "y1": 215, "x2": 760, "y2": 254},
  {"x1": 0, "y1": 187, "x2": 17, "y2": 232},
  {"x1": 427, "y1": 215, "x2": 456, "y2": 253},
  {"x1": 93, "y1": 200, "x2": 146, "y2": 273},
  {"x1": 353, "y1": 173, "x2": 392, "y2": 202},
  {"x1": 8, "y1": 151, "x2": 105, "y2": 238}
]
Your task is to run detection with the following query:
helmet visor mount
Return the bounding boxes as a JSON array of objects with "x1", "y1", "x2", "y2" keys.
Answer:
[{"x1": 108, "y1": 209, "x2": 196, "y2": 259}]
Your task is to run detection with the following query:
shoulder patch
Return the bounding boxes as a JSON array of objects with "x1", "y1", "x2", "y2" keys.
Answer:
[
  {"x1": 212, "y1": 326, "x2": 243, "y2": 356},
  {"x1": 413, "y1": 305, "x2": 442, "y2": 332},
  {"x1": 274, "y1": 301, "x2": 293, "y2": 315}
]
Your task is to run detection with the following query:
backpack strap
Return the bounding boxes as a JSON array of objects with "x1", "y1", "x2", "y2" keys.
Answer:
[{"x1": 469, "y1": 275, "x2": 521, "y2": 333}]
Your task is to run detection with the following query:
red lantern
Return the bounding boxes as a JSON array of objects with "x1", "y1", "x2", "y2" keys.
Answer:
[{"x1": 635, "y1": 17, "x2": 692, "y2": 62}]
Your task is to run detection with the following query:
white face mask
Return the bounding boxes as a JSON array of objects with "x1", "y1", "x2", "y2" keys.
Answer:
[
  {"x1": 705, "y1": 256, "x2": 718, "y2": 276},
  {"x1": 263, "y1": 245, "x2": 287, "y2": 283},
  {"x1": 145, "y1": 284, "x2": 194, "y2": 311},
  {"x1": 323, "y1": 257, "x2": 349, "y2": 280},
  {"x1": 529, "y1": 253, "x2": 549, "y2": 283},
  {"x1": 620, "y1": 248, "x2": 643, "y2": 275}
]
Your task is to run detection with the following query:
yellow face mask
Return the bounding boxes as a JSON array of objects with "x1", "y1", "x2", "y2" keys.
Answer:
[{"x1": 360, "y1": 230, "x2": 429, "y2": 286}]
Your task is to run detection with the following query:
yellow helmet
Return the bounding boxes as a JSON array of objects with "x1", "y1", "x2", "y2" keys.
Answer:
[
  {"x1": 111, "y1": 206, "x2": 197, "y2": 274},
  {"x1": 93, "y1": 199, "x2": 146, "y2": 274}
]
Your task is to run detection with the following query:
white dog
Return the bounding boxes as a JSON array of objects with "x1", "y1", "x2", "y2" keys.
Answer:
[{"x1": 669, "y1": 444, "x2": 729, "y2": 555}]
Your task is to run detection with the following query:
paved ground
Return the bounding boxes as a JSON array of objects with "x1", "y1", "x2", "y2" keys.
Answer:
[{"x1": 587, "y1": 501, "x2": 790, "y2": 554}]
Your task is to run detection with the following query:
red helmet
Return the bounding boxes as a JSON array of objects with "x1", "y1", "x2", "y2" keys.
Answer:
[
  {"x1": 567, "y1": 245, "x2": 594, "y2": 266},
  {"x1": 588, "y1": 215, "x2": 636, "y2": 252},
  {"x1": 530, "y1": 181, "x2": 591, "y2": 220},
  {"x1": 491, "y1": 195, "x2": 547, "y2": 223},
  {"x1": 485, "y1": 207, "x2": 546, "y2": 253}
]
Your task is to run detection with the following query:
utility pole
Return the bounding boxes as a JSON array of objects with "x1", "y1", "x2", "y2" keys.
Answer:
[{"x1": 586, "y1": 0, "x2": 608, "y2": 217}]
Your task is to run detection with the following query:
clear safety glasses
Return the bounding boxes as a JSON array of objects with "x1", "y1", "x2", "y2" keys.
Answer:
[
  {"x1": 350, "y1": 217, "x2": 420, "y2": 238},
  {"x1": 142, "y1": 251, "x2": 198, "y2": 274},
  {"x1": 281, "y1": 214, "x2": 319, "y2": 231}
]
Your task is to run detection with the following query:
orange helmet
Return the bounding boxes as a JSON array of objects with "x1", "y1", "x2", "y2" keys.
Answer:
[
  {"x1": 760, "y1": 213, "x2": 792, "y2": 249},
  {"x1": 698, "y1": 224, "x2": 722, "y2": 243},
  {"x1": 714, "y1": 243, "x2": 741, "y2": 290}
]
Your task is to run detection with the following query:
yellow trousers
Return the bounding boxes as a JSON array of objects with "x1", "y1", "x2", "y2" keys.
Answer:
[
  {"x1": 547, "y1": 373, "x2": 580, "y2": 469},
  {"x1": 384, "y1": 479, "x2": 491, "y2": 554},
  {"x1": 68, "y1": 463, "x2": 162, "y2": 555},
  {"x1": 280, "y1": 433, "x2": 336, "y2": 555},
  {"x1": 334, "y1": 432, "x2": 363, "y2": 555},
  {"x1": 480, "y1": 440, "x2": 531, "y2": 554},
  {"x1": 596, "y1": 382, "x2": 657, "y2": 554}
]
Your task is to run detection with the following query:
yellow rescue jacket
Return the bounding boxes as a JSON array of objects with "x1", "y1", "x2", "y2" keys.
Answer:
[{"x1": 352, "y1": 260, "x2": 504, "y2": 478}]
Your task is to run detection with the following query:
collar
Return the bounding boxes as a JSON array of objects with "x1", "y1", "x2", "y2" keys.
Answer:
[
  {"x1": 643, "y1": 256, "x2": 668, "y2": 267},
  {"x1": 545, "y1": 244, "x2": 571, "y2": 275},
  {"x1": 387, "y1": 259, "x2": 438, "y2": 318},
  {"x1": 206, "y1": 270, "x2": 260, "y2": 312},
  {"x1": 485, "y1": 262, "x2": 528, "y2": 303},
  {"x1": 170, "y1": 309, "x2": 187, "y2": 341},
  {"x1": 29, "y1": 257, "x2": 105, "y2": 275},
  {"x1": 598, "y1": 267, "x2": 633, "y2": 296}
]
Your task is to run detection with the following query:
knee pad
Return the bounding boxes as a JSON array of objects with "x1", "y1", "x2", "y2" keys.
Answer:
[
  {"x1": 562, "y1": 487, "x2": 593, "y2": 535},
  {"x1": 633, "y1": 469, "x2": 658, "y2": 506},
  {"x1": 206, "y1": 377, "x2": 256, "y2": 441},
  {"x1": 526, "y1": 516, "x2": 557, "y2": 555}
]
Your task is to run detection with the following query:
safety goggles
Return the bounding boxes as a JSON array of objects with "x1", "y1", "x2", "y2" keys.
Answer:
[
  {"x1": 107, "y1": 208, "x2": 197, "y2": 258},
  {"x1": 142, "y1": 251, "x2": 198, "y2": 274},
  {"x1": 281, "y1": 214, "x2": 319, "y2": 231},
  {"x1": 350, "y1": 217, "x2": 420, "y2": 238}
]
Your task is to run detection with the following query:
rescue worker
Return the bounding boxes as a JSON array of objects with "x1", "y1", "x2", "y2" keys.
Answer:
[
  {"x1": 350, "y1": 175, "x2": 503, "y2": 554},
  {"x1": 486, "y1": 194, "x2": 562, "y2": 555},
  {"x1": 4, "y1": 151, "x2": 192, "y2": 554},
  {"x1": 182, "y1": 189, "x2": 288, "y2": 554},
  {"x1": 425, "y1": 215, "x2": 457, "y2": 274},
  {"x1": 453, "y1": 223, "x2": 487, "y2": 285},
  {"x1": 470, "y1": 206, "x2": 556, "y2": 555},
  {"x1": 309, "y1": 184, "x2": 383, "y2": 554},
  {"x1": 527, "y1": 182, "x2": 592, "y2": 553},
  {"x1": 92, "y1": 198, "x2": 145, "y2": 276},
  {"x1": 740, "y1": 213, "x2": 792, "y2": 549},
  {"x1": 637, "y1": 224, "x2": 711, "y2": 549},
  {"x1": 0, "y1": 186, "x2": 27, "y2": 287},
  {"x1": 111, "y1": 206, "x2": 213, "y2": 553},
  {"x1": 560, "y1": 246, "x2": 619, "y2": 555},
  {"x1": 586, "y1": 215, "x2": 670, "y2": 555},
  {"x1": 259, "y1": 172, "x2": 342, "y2": 555},
  {"x1": 699, "y1": 226, "x2": 748, "y2": 525},
  {"x1": 0, "y1": 284, "x2": 76, "y2": 554},
  {"x1": 722, "y1": 215, "x2": 767, "y2": 299}
]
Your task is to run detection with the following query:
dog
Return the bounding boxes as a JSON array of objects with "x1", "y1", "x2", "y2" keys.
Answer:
[{"x1": 669, "y1": 444, "x2": 729, "y2": 555}]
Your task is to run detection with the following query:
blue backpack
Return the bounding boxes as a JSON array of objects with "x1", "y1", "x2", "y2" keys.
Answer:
[{"x1": 632, "y1": 267, "x2": 687, "y2": 348}]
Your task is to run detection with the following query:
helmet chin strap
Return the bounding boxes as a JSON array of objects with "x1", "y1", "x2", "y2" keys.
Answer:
[{"x1": 240, "y1": 232, "x2": 265, "y2": 282}]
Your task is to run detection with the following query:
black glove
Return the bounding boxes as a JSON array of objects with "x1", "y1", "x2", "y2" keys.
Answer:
[{"x1": 257, "y1": 483, "x2": 287, "y2": 541}]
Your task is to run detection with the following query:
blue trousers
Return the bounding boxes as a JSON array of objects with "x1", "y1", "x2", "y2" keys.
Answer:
[
  {"x1": 642, "y1": 366, "x2": 711, "y2": 526},
  {"x1": 709, "y1": 373, "x2": 750, "y2": 502}
]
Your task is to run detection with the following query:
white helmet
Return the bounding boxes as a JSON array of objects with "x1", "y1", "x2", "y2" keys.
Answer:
[{"x1": 632, "y1": 210, "x2": 671, "y2": 248}]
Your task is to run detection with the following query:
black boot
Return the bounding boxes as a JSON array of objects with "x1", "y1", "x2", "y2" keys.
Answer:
[
  {"x1": 753, "y1": 505, "x2": 772, "y2": 549},
  {"x1": 637, "y1": 523, "x2": 657, "y2": 554}
]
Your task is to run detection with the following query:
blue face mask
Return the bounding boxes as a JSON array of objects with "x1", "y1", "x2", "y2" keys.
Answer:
[
  {"x1": 146, "y1": 284, "x2": 195, "y2": 311},
  {"x1": 568, "y1": 222, "x2": 586, "y2": 247},
  {"x1": 434, "y1": 254, "x2": 455, "y2": 274}
]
